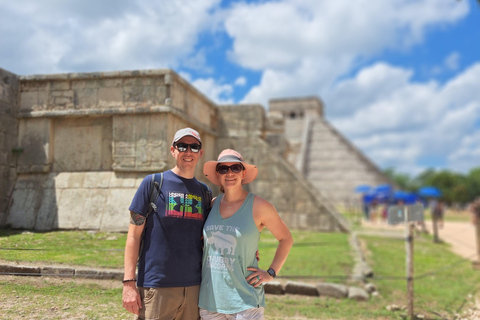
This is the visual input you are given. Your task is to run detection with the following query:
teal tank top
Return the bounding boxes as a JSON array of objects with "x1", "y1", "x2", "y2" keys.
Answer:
[{"x1": 199, "y1": 192, "x2": 265, "y2": 313}]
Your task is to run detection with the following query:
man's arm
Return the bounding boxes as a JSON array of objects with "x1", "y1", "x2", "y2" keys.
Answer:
[{"x1": 122, "y1": 211, "x2": 146, "y2": 315}]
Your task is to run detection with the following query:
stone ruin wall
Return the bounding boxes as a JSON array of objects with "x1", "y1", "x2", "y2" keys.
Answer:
[
  {"x1": 306, "y1": 119, "x2": 392, "y2": 208},
  {"x1": 0, "y1": 65, "x2": 400, "y2": 232},
  {"x1": 268, "y1": 96, "x2": 393, "y2": 210},
  {"x1": 217, "y1": 105, "x2": 349, "y2": 232},
  {"x1": 4, "y1": 69, "x2": 218, "y2": 231},
  {"x1": 1, "y1": 68, "x2": 348, "y2": 232},
  {"x1": 267, "y1": 97, "x2": 324, "y2": 175},
  {"x1": 0, "y1": 69, "x2": 19, "y2": 226}
]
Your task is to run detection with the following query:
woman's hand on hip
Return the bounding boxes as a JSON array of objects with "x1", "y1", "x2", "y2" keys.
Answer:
[{"x1": 246, "y1": 267, "x2": 273, "y2": 288}]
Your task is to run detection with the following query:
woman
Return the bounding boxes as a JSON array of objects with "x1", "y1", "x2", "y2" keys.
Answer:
[{"x1": 199, "y1": 149, "x2": 293, "y2": 319}]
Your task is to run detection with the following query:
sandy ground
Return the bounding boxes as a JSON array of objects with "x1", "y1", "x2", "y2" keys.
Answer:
[
  {"x1": 434, "y1": 221, "x2": 478, "y2": 261},
  {"x1": 359, "y1": 219, "x2": 479, "y2": 262}
]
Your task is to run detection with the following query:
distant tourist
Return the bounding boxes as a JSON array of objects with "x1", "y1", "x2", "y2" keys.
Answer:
[
  {"x1": 430, "y1": 198, "x2": 445, "y2": 243},
  {"x1": 369, "y1": 199, "x2": 379, "y2": 223},
  {"x1": 362, "y1": 195, "x2": 370, "y2": 221},
  {"x1": 432, "y1": 199, "x2": 445, "y2": 229},
  {"x1": 469, "y1": 197, "x2": 480, "y2": 225}
]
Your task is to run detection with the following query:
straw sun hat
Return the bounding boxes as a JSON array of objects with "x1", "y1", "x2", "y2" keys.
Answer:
[{"x1": 203, "y1": 149, "x2": 258, "y2": 186}]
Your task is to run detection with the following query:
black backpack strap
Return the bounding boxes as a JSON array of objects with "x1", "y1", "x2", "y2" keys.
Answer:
[
  {"x1": 138, "y1": 172, "x2": 163, "y2": 262},
  {"x1": 147, "y1": 173, "x2": 163, "y2": 218}
]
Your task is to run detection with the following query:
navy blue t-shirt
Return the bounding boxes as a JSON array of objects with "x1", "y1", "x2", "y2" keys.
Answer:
[{"x1": 129, "y1": 170, "x2": 209, "y2": 288}]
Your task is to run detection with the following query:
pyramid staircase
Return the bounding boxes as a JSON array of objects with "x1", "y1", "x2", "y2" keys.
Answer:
[{"x1": 304, "y1": 118, "x2": 390, "y2": 206}]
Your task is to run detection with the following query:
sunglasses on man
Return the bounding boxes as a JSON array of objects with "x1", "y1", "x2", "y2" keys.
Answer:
[
  {"x1": 216, "y1": 164, "x2": 245, "y2": 174},
  {"x1": 174, "y1": 143, "x2": 202, "y2": 153}
]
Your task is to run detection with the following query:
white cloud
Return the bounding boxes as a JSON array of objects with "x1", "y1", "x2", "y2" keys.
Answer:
[
  {"x1": 1, "y1": 0, "x2": 478, "y2": 177},
  {"x1": 328, "y1": 62, "x2": 480, "y2": 174},
  {"x1": 432, "y1": 51, "x2": 461, "y2": 75},
  {"x1": 445, "y1": 52, "x2": 461, "y2": 71},
  {"x1": 0, "y1": 0, "x2": 222, "y2": 74},
  {"x1": 324, "y1": 63, "x2": 416, "y2": 118},
  {"x1": 225, "y1": 0, "x2": 468, "y2": 105},
  {"x1": 241, "y1": 56, "x2": 349, "y2": 107},
  {"x1": 234, "y1": 76, "x2": 247, "y2": 86},
  {"x1": 449, "y1": 131, "x2": 480, "y2": 173},
  {"x1": 191, "y1": 78, "x2": 234, "y2": 105},
  {"x1": 326, "y1": 63, "x2": 447, "y2": 138}
]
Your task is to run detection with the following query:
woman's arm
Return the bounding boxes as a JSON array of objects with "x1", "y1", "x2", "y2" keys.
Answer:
[{"x1": 247, "y1": 196, "x2": 293, "y2": 286}]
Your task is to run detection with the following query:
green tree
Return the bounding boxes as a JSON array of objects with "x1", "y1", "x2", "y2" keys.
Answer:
[
  {"x1": 466, "y1": 167, "x2": 480, "y2": 202},
  {"x1": 384, "y1": 167, "x2": 417, "y2": 191},
  {"x1": 416, "y1": 169, "x2": 468, "y2": 205},
  {"x1": 415, "y1": 168, "x2": 437, "y2": 187},
  {"x1": 384, "y1": 167, "x2": 480, "y2": 205}
]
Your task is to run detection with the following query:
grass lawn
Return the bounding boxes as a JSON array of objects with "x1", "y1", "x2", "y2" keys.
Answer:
[
  {"x1": 0, "y1": 229, "x2": 125, "y2": 268},
  {"x1": 1, "y1": 227, "x2": 479, "y2": 319},
  {"x1": 259, "y1": 230, "x2": 354, "y2": 283},
  {"x1": 0, "y1": 276, "x2": 129, "y2": 320},
  {"x1": 360, "y1": 232, "x2": 480, "y2": 319}
]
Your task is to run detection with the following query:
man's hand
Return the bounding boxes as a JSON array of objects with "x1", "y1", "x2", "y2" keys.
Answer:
[{"x1": 122, "y1": 282, "x2": 142, "y2": 315}]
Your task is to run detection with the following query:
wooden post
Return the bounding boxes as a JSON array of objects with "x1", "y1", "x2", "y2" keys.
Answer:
[
  {"x1": 406, "y1": 222, "x2": 415, "y2": 319},
  {"x1": 404, "y1": 206, "x2": 414, "y2": 319}
]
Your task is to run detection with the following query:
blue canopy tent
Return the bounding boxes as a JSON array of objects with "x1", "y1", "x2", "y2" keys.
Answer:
[
  {"x1": 375, "y1": 184, "x2": 393, "y2": 192},
  {"x1": 358, "y1": 184, "x2": 394, "y2": 207},
  {"x1": 362, "y1": 193, "x2": 376, "y2": 204},
  {"x1": 372, "y1": 184, "x2": 393, "y2": 203},
  {"x1": 418, "y1": 186, "x2": 442, "y2": 198},
  {"x1": 393, "y1": 190, "x2": 418, "y2": 205}
]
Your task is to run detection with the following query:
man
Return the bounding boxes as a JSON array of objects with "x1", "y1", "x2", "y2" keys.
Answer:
[{"x1": 122, "y1": 127, "x2": 211, "y2": 320}]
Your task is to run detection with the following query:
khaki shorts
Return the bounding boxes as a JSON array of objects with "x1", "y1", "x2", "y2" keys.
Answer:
[
  {"x1": 199, "y1": 307, "x2": 264, "y2": 320},
  {"x1": 136, "y1": 285, "x2": 200, "y2": 320}
]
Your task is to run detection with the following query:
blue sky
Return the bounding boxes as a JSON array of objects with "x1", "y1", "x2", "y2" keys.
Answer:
[{"x1": 1, "y1": 0, "x2": 479, "y2": 177}]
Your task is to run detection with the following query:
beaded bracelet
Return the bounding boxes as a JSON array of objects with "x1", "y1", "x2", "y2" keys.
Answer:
[{"x1": 122, "y1": 278, "x2": 136, "y2": 283}]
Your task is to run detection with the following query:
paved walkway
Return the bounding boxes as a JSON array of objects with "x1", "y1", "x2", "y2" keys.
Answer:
[{"x1": 359, "y1": 220, "x2": 479, "y2": 261}]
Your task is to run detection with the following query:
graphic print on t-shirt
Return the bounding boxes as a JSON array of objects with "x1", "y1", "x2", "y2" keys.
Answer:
[
  {"x1": 166, "y1": 191, "x2": 203, "y2": 220},
  {"x1": 205, "y1": 225, "x2": 239, "y2": 272},
  {"x1": 207, "y1": 231, "x2": 237, "y2": 255}
]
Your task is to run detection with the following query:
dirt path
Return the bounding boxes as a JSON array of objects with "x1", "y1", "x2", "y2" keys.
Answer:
[
  {"x1": 435, "y1": 221, "x2": 478, "y2": 261},
  {"x1": 359, "y1": 220, "x2": 479, "y2": 261}
]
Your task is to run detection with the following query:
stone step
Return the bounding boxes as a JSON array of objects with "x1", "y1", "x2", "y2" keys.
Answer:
[
  {"x1": 307, "y1": 171, "x2": 380, "y2": 181},
  {"x1": 0, "y1": 263, "x2": 123, "y2": 280},
  {"x1": 307, "y1": 158, "x2": 357, "y2": 168}
]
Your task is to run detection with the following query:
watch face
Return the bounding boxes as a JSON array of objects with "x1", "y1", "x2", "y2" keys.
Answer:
[{"x1": 267, "y1": 268, "x2": 276, "y2": 277}]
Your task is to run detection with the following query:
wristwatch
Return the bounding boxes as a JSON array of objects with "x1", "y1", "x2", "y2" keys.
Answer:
[{"x1": 267, "y1": 267, "x2": 276, "y2": 278}]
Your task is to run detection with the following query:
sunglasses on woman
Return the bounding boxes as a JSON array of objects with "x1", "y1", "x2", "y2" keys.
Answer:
[
  {"x1": 174, "y1": 143, "x2": 202, "y2": 153},
  {"x1": 216, "y1": 163, "x2": 245, "y2": 174}
]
